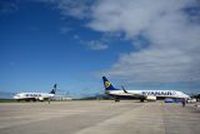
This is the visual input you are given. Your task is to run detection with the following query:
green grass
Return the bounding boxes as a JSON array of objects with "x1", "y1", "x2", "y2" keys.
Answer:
[{"x1": 0, "y1": 99, "x2": 17, "y2": 103}]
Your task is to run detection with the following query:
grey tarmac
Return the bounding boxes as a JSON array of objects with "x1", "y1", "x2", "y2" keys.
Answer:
[{"x1": 0, "y1": 101, "x2": 199, "y2": 134}]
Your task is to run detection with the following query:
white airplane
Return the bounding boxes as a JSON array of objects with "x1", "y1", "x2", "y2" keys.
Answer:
[
  {"x1": 102, "y1": 76, "x2": 190, "y2": 102},
  {"x1": 13, "y1": 84, "x2": 57, "y2": 102}
]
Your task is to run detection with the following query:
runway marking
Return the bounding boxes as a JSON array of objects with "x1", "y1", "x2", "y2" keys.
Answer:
[
  {"x1": 0, "y1": 109, "x2": 88, "y2": 129},
  {"x1": 0, "y1": 101, "x2": 199, "y2": 134}
]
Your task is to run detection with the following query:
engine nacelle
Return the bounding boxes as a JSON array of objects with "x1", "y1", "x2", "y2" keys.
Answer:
[
  {"x1": 38, "y1": 97, "x2": 44, "y2": 101},
  {"x1": 146, "y1": 96, "x2": 157, "y2": 101}
]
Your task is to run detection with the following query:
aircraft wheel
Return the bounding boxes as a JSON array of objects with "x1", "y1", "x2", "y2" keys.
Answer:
[
  {"x1": 140, "y1": 98, "x2": 145, "y2": 102},
  {"x1": 115, "y1": 98, "x2": 120, "y2": 102}
]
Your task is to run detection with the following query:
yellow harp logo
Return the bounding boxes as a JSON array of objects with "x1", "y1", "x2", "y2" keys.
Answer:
[{"x1": 105, "y1": 81, "x2": 111, "y2": 88}]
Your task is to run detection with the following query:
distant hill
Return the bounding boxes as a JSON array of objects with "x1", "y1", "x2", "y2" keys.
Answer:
[
  {"x1": 79, "y1": 94, "x2": 111, "y2": 100},
  {"x1": 0, "y1": 91, "x2": 14, "y2": 99}
]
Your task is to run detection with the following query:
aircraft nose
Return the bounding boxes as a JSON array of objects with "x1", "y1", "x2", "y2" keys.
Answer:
[
  {"x1": 13, "y1": 94, "x2": 20, "y2": 99},
  {"x1": 13, "y1": 96, "x2": 18, "y2": 99}
]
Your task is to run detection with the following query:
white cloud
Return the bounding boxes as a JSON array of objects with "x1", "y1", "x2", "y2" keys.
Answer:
[
  {"x1": 73, "y1": 34, "x2": 80, "y2": 39},
  {"x1": 87, "y1": 40, "x2": 108, "y2": 50},
  {"x1": 38, "y1": 0, "x2": 200, "y2": 83},
  {"x1": 59, "y1": 27, "x2": 71, "y2": 34},
  {"x1": 0, "y1": 1, "x2": 18, "y2": 14},
  {"x1": 38, "y1": 0, "x2": 93, "y2": 19},
  {"x1": 87, "y1": 0, "x2": 200, "y2": 83}
]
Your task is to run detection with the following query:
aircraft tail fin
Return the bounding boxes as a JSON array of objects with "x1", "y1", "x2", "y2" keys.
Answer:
[
  {"x1": 102, "y1": 76, "x2": 118, "y2": 91},
  {"x1": 50, "y1": 84, "x2": 57, "y2": 94}
]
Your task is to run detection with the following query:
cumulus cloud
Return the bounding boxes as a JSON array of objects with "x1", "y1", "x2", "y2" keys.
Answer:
[
  {"x1": 38, "y1": 0, "x2": 94, "y2": 19},
  {"x1": 86, "y1": 40, "x2": 108, "y2": 50},
  {"x1": 38, "y1": 0, "x2": 200, "y2": 83},
  {"x1": 0, "y1": 0, "x2": 18, "y2": 14},
  {"x1": 87, "y1": 0, "x2": 200, "y2": 83},
  {"x1": 59, "y1": 27, "x2": 72, "y2": 34}
]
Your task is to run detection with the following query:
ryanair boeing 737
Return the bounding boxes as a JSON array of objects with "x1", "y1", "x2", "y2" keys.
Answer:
[
  {"x1": 13, "y1": 84, "x2": 57, "y2": 102},
  {"x1": 102, "y1": 76, "x2": 190, "y2": 102}
]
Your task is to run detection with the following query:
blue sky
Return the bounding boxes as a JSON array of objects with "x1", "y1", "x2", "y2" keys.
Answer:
[{"x1": 1, "y1": 0, "x2": 200, "y2": 97}]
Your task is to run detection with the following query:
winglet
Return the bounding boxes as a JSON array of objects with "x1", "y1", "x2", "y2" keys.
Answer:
[{"x1": 121, "y1": 86, "x2": 128, "y2": 93}]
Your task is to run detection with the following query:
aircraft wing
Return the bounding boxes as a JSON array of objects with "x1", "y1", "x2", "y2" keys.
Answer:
[{"x1": 122, "y1": 89, "x2": 145, "y2": 98}]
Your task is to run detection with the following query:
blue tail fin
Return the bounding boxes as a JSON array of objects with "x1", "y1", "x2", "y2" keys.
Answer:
[
  {"x1": 102, "y1": 76, "x2": 118, "y2": 90},
  {"x1": 50, "y1": 84, "x2": 57, "y2": 94}
]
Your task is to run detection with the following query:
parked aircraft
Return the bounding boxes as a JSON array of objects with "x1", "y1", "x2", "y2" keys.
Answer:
[
  {"x1": 13, "y1": 84, "x2": 57, "y2": 102},
  {"x1": 102, "y1": 76, "x2": 190, "y2": 102}
]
